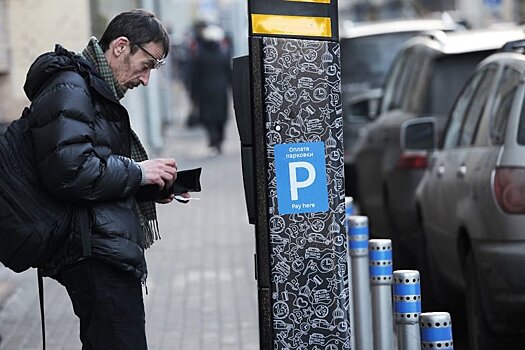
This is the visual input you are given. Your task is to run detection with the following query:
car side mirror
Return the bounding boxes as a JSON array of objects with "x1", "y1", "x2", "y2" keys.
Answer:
[
  {"x1": 345, "y1": 88, "x2": 382, "y2": 121},
  {"x1": 400, "y1": 117, "x2": 437, "y2": 151}
]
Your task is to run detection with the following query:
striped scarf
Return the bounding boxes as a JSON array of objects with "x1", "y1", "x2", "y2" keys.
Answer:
[{"x1": 82, "y1": 37, "x2": 160, "y2": 248}]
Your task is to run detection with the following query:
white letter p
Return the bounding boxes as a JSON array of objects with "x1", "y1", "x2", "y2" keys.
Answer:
[{"x1": 289, "y1": 162, "x2": 316, "y2": 201}]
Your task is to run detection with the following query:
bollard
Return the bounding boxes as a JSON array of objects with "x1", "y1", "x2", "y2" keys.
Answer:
[
  {"x1": 344, "y1": 196, "x2": 355, "y2": 350},
  {"x1": 348, "y1": 216, "x2": 373, "y2": 350},
  {"x1": 420, "y1": 312, "x2": 454, "y2": 349},
  {"x1": 345, "y1": 196, "x2": 354, "y2": 217},
  {"x1": 393, "y1": 270, "x2": 421, "y2": 350},
  {"x1": 369, "y1": 239, "x2": 394, "y2": 350}
]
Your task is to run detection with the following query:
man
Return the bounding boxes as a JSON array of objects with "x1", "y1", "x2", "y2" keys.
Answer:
[
  {"x1": 24, "y1": 9, "x2": 184, "y2": 349},
  {"x1": 190, "y1": 24, "x2": 231, "y2": 154}
]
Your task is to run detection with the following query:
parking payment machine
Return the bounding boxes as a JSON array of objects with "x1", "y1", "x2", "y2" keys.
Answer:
[{"x1": 233, "y1": 1, "x2": 351, "y2": 349}]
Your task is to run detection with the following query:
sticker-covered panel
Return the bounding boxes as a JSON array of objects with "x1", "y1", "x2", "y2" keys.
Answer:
[{"x1": 262, "y1": 36, "x2": 351, "y2": 349}]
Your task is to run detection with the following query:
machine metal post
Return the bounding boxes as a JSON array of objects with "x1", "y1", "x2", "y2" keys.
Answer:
[{"x1": 233, "y1": 1, "x2": 352, "y2": 349}]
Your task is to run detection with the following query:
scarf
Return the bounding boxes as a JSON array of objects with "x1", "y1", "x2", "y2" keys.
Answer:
[{"x1": 82, "y1": 37, "x2": 160, "y2": 248}]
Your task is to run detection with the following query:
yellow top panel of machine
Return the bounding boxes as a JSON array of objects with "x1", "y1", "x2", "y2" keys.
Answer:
[
  {"x1": 251, "y1": 14, "x2": 331, "y2": 37},
  {"x1": 285, "y1": 0, "x2": 331, "y2": 3}
]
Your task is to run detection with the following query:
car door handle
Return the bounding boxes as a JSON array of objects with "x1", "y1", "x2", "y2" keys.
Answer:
[
  {"x1": 437, "y1": 165, "x2": 445, "y2": 177},
  {"x1": 457, "y1": 164, "x2": 467, "y2": 178}
]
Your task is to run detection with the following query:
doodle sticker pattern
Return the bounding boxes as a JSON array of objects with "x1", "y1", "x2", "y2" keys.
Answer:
[{"x1": 262, "y1": 36, "x2": 351, "y2": 349}]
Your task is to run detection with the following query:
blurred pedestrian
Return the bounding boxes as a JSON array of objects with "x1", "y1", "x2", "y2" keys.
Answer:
[
  {"x1": 23, "y1": 9, "x2": 189, "y2": 349},
  {"x1": 190, "y1": 24, "x2": 232, "y2": 154},
  {"x1": 181, "y1": 20, "x2": 207, "y2": 127}
]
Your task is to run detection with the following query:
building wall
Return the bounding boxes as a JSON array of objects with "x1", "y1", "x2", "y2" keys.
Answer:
[
  {"x1": 1, "y1": 0, "x2": 90, "y2": 121},
  {"x1": 456, "y1": 0, "x2": 516, "y2": 27},
  {"x1": 1, "y1": 0, "x2": 172, "y2": 152}
]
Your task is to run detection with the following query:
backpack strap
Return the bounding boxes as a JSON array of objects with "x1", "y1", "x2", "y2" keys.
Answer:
[
  {"x1": 37, "y1": 269, "x2": 46, "y2": 350},
  {"x1": 37, "y1": 209, "x2": 91, "y2": 350}
]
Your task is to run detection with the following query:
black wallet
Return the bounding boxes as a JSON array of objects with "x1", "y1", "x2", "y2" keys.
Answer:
[
  {"x1": 136, "y1": 167, "x2": 202, "y2": 201},
  {"x1": 171, "y1": 167, "x2": 202, "y2": 195}
]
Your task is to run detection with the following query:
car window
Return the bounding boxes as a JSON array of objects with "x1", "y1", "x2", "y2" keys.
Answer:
[
  {"x1": 458, "y1": 66, "x2": 497, "y2": 146},
  {"x1": 381, "y1": 51, "x2": 408, "y2": 112},
  {"x1": 443, "y1": 66, "x2": 492, "y2": 149},
  {"x1": 341, "y1": 32, "x2": 419, "y2": 94},
  {"x1": 403, "y1": 50, "x2": 429, "y2": 112},
  {"x1": 425, "y1": 53, "x2": 490, "y2": 117},
  {"x1": 490, "y1": 67, "x2": 521, "y2": 145},
  {"x1": 392, "y1": 54, "x2": 415, "y2": 110},
  {"x1": 516, "y1": 88, "x2": 525, "y2": 145},
  {"x1": 382, "y1": 48, "x2": 421, "y2": 113}
]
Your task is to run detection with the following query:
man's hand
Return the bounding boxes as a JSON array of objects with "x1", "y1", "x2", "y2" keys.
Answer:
[
  {"x1": 139, "y1": 158, "x2": 177, "y2": 188},
  {"x1": 157, "y1": 192, "x2": 191, "y2": 205},
  {"x1": 156, "y1": 194, "x2": 175, "y2": 204}
]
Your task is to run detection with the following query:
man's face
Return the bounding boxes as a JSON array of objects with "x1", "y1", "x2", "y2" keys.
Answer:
[{"x1": 112, "y1": 41, "x2": 165, "y2": 90}]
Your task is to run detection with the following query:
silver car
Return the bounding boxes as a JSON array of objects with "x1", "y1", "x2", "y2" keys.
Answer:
[
  {"x1": 405, "y1": 42, "x2": 525, "y2": 349},
  {"x1": 340, "y1": 19, "x2": 457, "y2": 201},
  {"x1": 353, "y1": 27, "x2": 525, "y2": 268}
]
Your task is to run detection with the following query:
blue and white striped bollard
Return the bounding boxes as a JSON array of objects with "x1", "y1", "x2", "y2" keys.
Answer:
[
  {"x1": 393, "y1": 270, "x2": 421, "y2": 350},
  {"x1": 369, "y1": 239, "x2": 394, "y2": 350},
  {"x1": 348, "y1": 215, "x2": 373, "y2": 350},
  {"x1": 420, "y1": 312, "x2": 453, "y2": 349},
  {"x1": 345, "y1": 196, "x2": 354, "y2": 217},
  {"x1": 344, "y1": 196, "x2": 356, "y2": 350}
]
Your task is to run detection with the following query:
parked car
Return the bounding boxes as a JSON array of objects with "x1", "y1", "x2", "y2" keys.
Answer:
[
  {"x1": 403, "y1": 40, "x2": 525, "y2": 349},
  {"x1": 352, "y1": 27, "x2": 525, "y2": 268},
  {"x1": 340, "y1": 19, "x2": 458, "y2": 200}
]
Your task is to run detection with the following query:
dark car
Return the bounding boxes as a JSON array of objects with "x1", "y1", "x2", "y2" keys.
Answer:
[
  {"x1": 340, "y1": 19, "x2": 457, "y2": 200},
  {"x1": 403, "y1": 40, "x2": 525, "y2": 349},
  {"x1": 352, "y1": 27, "x2": 525, "y2": 267}
]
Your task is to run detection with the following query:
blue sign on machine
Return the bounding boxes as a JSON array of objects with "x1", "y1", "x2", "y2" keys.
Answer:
[{"x1": 274, "y1": 141, "x2": 329, "y2": 214}]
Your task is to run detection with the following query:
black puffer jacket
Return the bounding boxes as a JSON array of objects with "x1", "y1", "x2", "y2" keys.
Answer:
[{"x1": 24, "y1": 45, "x2": 148, "y2": 279}]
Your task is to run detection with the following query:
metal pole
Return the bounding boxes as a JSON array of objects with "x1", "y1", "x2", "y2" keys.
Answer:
[
  {"x1": 344, "y1": 196, "x2": 355, "y2": 350},
  {"x1": 420, "y1": 312, "x2": 454, "y2": 350},
  {"x1": 348, "y1": 216, "x2": 373, "y2": 350},
  {"x1": 345, "y1": 196, "x2": 354, "y2": 217},
  {"x1": 369, "y1": 239, "x2": 394, "y2": 350},
  {"x1": 393, "y1": 270, "x2": 421, "y2": 350}
]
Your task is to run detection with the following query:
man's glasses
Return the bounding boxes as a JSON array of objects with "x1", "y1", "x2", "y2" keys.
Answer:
[{"x1": 135, "y1": 44, "x2": 165, "y2": 69}]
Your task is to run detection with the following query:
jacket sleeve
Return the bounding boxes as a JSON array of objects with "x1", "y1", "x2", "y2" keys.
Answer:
[
  {"x1": 29, "y1": 71, "x2": 142, "y2": 202},
  {"x1": 135, "y1": 184, "x2": 173, "y2": 202}
]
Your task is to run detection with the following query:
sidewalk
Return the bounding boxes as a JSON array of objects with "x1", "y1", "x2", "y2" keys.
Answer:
[{"x1": 0, "y1": 118, "x2": 260, "y2": 349}]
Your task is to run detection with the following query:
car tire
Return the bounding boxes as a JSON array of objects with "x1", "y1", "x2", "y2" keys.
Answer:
[
  {"x1": 465, "y1": 252, "x2": 514, "y2": 350},
  {"x1": 466, "y1": 252, "x2": 491, "y2": 349}
]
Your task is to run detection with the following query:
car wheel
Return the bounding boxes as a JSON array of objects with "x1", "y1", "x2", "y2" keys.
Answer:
[{"x1": 466, "y1": 253, "x2": 512, "y2": 350}]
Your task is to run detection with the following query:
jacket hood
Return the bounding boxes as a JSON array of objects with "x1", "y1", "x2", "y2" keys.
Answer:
[{"x1": 23, "y1": 44, "x2": 95, "y2": 101}]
